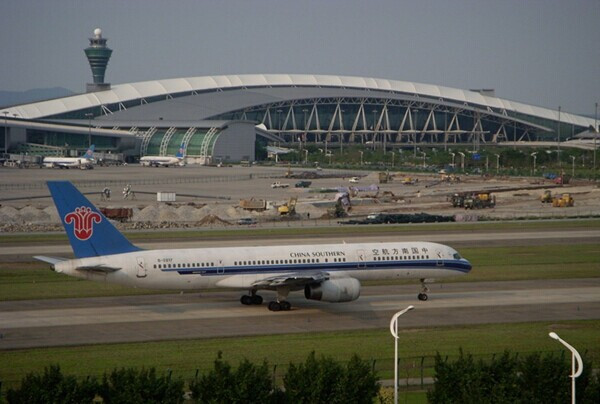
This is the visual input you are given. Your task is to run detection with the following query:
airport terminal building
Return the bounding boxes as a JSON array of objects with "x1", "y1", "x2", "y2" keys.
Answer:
[{"x1": 1, "y1": 73, "x2": 597, "y2": 164}]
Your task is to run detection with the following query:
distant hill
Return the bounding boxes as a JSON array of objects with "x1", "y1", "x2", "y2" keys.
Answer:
[{"x1": 0, "y1": 87, "x2": 76, "y2": 108}]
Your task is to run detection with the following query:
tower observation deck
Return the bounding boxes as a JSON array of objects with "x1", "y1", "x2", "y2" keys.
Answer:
[{"x1": 84, "y1": 28, "x2": 112, "y2": 92}]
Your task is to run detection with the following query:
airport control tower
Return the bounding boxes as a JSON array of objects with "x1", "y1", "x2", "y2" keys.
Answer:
[{"x1": 84, "y1": 28, "x2": 112, "y2": 92}]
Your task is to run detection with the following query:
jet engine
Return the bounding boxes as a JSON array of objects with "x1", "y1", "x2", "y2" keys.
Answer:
[{"x1": 304, "y1": 278, "x2": 360, "y2": 303}]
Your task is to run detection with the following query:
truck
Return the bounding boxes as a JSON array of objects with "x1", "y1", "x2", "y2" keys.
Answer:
[
  {"x1": 271, "y1": 182, "x2": 290, "y2": 189},
  {"x1": 239, "y1": 198, "x2": 267, "y2": 211},
  {"x1": 552, "y1": 193, "x2": 574, "y2": 207},
  {"x1": 464, "y1": 192, "x2": 496, "y2": 209},
  {"x1": 294, "y1": 181, "x2": 312, "y2": 188}
]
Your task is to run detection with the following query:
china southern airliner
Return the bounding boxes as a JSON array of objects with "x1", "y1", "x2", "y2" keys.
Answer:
[{"x1": 35, "y1": 181, "x2": 472, "y2": 311}]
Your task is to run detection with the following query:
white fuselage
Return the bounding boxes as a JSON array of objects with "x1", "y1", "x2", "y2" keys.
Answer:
[
  {"x1": 43, "y1": 157, "x2": 93, "y2": 169},
  {"x1": 140, "y1": 156, "x2": 184, "y2": 167},
  {"x1": 54, "y1": 241, "x2": 470, "y2": 291}
]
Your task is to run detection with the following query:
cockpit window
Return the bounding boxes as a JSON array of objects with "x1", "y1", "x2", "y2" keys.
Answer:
[{"x1": 453, "y1": 252, "x2": 462, "y2": 260}]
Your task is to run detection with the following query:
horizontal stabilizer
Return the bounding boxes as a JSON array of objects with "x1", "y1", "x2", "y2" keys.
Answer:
[
  {"x1": 75, "y1": 264, "x2": 121, "y2": 273},
  {"x1": 33, "y1": 256, "x2": 67, "y2": 266}
]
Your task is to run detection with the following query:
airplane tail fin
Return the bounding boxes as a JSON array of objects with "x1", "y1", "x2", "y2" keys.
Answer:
[
  {"x1": 176, "y1": 143, "x2": 185, "y2": 158},
  {"x1": 83, "y1": 144, "x2": 95, "y2": 159},
  {"x1": 47, "y1": 181, "x2": 141, "y2": 258}
]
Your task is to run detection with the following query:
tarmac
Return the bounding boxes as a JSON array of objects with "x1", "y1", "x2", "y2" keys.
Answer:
[{"x1": 0, "y1": 279, "x2": 598, "y2": 349}]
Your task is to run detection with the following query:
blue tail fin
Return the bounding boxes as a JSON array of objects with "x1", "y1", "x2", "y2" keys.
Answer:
[
  {"x1": 48, "y1": 181, "x2": 141, "y2": 258},
  {"x1": 176, "y1": 143, "x2": 185, "y2": 158},
  {"x1": 83, "y1": 144, "x2": 95, "y2": 159}
]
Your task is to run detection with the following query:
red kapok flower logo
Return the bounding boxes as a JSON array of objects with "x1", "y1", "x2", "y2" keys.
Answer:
[{"x1": 64, "y1": 206, "x2": 102, "y2": 241}]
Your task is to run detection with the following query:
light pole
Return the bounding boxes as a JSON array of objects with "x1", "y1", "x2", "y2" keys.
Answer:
[
  {"x1": 303, "y1": 149, "x2": 308, "y2": 165},
  {"x1": 531, "y1": 152, "x2": 538, "y2": 175},
  {"x1": 571, "y1": 155, "x2": 576, "y2": 177},
  {"x1": 2, "y1": 111, "x2": 8, "y2": 155},
  {"x1": 302, "y1": 108, "x2": 308, "y2": 149},
  {"x1": 391, "y1": 151, "x2": 395, "y2": 167},
  {"x1": 413, "y1": 109, "x2": 418, "y2": 157},
  {"x1": 359, "y1": 150, "x2": 364, "y2": 166},
  {"x1": 458, "y1": 152, "x2": 465, "y2": 171},
  {"x1": 372, "y1": 109, "x2": 377, "y2": 150},
  {"x1": 549, "y1": 332, "x2": 583, "y2": 404},
  {"x1": 494, "y1": 153, "x2": 500, "y2": 174},
  {"x1": 594, "y1": 102, "x2": 598, "y2": 175},
  {"x1": 85, "y1": 113, "x2": 93, "y2": 148},
  {"x1": 450, "y1": 152, "x2": 456, "y2": 168},
  {"x1": 390, "y1": 305, "x2": 415, "y2": 404},
  {"x1": 326, "y1": 151, "x2": 332, "y2": 165},
  {"x1": 557, "y1": 106, "x2": 561, "y2": 167},
  {"x1": 421, "y1": 151, "x2": 426, "y2": 168}
]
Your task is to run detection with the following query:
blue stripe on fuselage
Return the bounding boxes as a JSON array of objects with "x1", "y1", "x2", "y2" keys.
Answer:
[{"x1": 158, "y1": 259, "x2": 471, "y2": 276}]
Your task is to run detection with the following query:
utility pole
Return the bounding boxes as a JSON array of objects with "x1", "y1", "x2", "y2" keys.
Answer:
[
  {"x1": 2, "y1": 111, "x2": 8, "y2": 155},
  {"x1": 594, "y1": 102, "x2": 598, "y2": 176},
  {"x1": 557, "y1": 106, "x2": 561, "y2": 167}
]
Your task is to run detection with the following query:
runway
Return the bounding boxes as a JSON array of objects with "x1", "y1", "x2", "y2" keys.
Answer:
[{"x1": 1, "y1": 278, "x2": 599, "y2": 349}]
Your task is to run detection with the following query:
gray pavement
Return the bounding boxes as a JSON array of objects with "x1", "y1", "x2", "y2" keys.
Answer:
[{"x1": 1, "y1": 279, "x2": 598, "y2": 349}]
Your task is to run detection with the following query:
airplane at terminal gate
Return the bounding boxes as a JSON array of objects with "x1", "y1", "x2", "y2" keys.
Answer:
[
  {"x1": 140, "y1": 143, "x2": 186, "y2": 167},
  {"x1": 43, "y1": 145, "x2": 95, "y2": 169},
  {"x1": 34, "y1": 181, "x2": 472, "y2": 311}
]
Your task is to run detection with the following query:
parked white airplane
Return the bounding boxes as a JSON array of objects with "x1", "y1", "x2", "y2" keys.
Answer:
[
  {"x1": 43, "y1": 145, "x2": 95, "y2": 169},
  {"x1": 140, "y1": 143, "x2": 185, "y2": 167},
  {"x1": 35, "y1": 181, "x2": 472, "y2": 311}
]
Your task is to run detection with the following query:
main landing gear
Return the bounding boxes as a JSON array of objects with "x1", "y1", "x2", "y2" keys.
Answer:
[
  {"x1": 267, "y1": 287, "x2": 292, "y2": 312},
  {"x1": 418, "y1": 279, "x2": 429, "y2": 301},
  {"x1": 240, "y1": 289, "x2": 263, "y2": 306}
]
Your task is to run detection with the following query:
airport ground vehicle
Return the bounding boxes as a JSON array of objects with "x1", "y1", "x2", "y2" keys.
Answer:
[
  {"x1": 464, "y1": 193, "x2": 496, "y2": 209},
  {"x1": 237, "y1": 217, "x2": 258, "y2": 225},
  {"x1": 552, "y1": 193, "x2": 574, "y2": 207},
  {"x1": 540, "y1": 190, "x2": 553, "y2": 203},
  {"x1": 278, "y1": 197, "x2": 297, "y2": 215},
  {"x1": 271, "y1": 182, "x2": 290, "y2": 188},
  {"x1": 295, "y1": 181, "x2": 312, "y2": 188},
  {"x1": 239, "y1": 198, "x2": 267, "y2": 211}
]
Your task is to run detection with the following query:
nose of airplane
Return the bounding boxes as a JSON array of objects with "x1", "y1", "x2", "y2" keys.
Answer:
[{"x1": 463, "y1": 258, "x2": 473, "y2": 272}]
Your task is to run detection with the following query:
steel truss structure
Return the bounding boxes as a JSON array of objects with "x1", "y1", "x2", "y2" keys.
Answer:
[{"x1": 220, "y1": 96, "x2": 551, "y2": 147}]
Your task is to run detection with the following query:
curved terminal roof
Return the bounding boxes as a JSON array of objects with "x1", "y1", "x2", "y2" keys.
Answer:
[{"x1": 1, "y1": 74, "x2": 594, "y2": 128}]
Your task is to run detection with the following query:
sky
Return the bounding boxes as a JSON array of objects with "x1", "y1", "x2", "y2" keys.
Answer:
[{"x1": 1, "y1": 0, "x2": 599, "y2": 115}]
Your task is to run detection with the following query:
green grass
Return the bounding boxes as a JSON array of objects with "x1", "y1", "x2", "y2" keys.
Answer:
[
  {"x1": 1, "y1": 320, "x2": 598, "y2": 391},
  {"x1": 1, "y1": 218, "x2": 599, "y2": 244},
  {"x1": 2, "y1": 243, "x2": 599, "y2": 301}
]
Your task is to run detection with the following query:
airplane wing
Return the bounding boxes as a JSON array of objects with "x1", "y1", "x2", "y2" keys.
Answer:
[{"x1": 252, "y1": 271, "x2": 329, "y2": 288}]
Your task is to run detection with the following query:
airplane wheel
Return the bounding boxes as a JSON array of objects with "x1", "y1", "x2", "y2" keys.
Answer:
[
  {"x1": 268, "y1": 301, "x2": 281, "y2": 311},
  {"x1": 418, "y1": 293, "x2": 428, "y2": 301},
  {"x1": 240, "y1": 295, "x2": 252, "y2": 305},
  {"x1": 251, "y1": 295, "x2": 263, "y2": 305},
  {"x1": 280, "y1": 301, "x2": 291, "y2": 311}
]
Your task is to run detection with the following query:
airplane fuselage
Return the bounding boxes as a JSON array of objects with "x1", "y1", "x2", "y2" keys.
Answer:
[{"x1": 54, "y1": 241, "x2": 470, "y2": 291}]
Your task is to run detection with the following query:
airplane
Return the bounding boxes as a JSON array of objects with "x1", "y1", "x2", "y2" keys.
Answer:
[
  {"x1": 34, "y1": 181, "x2": 472, "y2": 311},
  {"x1": 43, "y1": 145, "x2": 95, "y2": 169},
  {"x1": 140, "y1": 143, "x2": 186, "y2": 167}
]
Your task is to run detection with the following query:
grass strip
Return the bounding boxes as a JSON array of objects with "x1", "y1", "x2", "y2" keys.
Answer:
[{"x1": 1, "y1": 320, "x2": 598, "y2": 390}]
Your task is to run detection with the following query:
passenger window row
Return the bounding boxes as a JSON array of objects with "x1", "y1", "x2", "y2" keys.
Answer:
[{"x1": 155, "y1": 262, "x2": 214, "y2": 269}]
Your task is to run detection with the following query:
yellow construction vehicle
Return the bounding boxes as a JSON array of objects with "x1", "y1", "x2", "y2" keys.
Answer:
[
  {"x1": 552, "y1": 193, "x2": 574, "y2": 207},
  {"x1": 403, "y1": 177, "x2": 416, "y2": 185},
  {"x1": 378, "y1": 172, "x2": 392, "y2": 184},
  {"x1": 278, "y1": 197, "x2": 297, "y2": 215},
  {"x1": 540, "y1": 190, "x2": 553, "y2": 203}
]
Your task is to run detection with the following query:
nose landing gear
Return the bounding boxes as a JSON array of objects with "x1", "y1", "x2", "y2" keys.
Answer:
[{"x1": 418, "y1": 279, "x2": 429, "y2": 301}]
